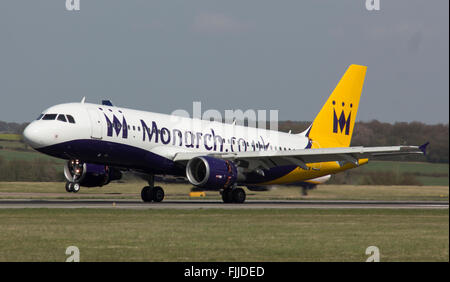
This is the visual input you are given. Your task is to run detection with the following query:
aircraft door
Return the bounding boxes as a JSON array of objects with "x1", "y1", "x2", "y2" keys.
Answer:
[{"x1": 87, "y1": 108, "x2": 103, "y2": 139}]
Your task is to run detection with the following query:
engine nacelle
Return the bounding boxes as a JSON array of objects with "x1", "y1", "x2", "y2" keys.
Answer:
[
  {"x1": 64, "y1": 160, "x2": 122, "y2": 187},
  {"x1": 186, "y1": 156, "x2": 237, "y2": 190}
]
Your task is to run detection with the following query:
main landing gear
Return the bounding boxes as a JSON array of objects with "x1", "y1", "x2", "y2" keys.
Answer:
[
  {"x1": 221, "y1": 187, "x2": 246, "y2": 204},
  {"x1": 141, "y1": 175, "x2": 165, "y2": 203}
]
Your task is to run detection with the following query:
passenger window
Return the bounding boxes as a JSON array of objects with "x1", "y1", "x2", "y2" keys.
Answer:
[
  {"x1": 133, "y1": 126, "x2": 136, "y2": 131},
  {"x1": 66, "y1": 115, "x2": 76, "y2": 124},
  {"x1": 42, "y1": 114, "x2": 57, "y2": 120},
  {"x1": 57, "y1": 114, "x2": 67, "y2": 122}
]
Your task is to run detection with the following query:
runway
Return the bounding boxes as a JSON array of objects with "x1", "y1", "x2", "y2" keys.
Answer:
[{"x1": 0, "y1": 199, "x2": 448, "y2": 209}]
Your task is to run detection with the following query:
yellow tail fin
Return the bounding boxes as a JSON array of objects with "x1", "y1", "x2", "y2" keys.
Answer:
[{"x1": 306, "y1": 64, "x2": 367, "y2": 148}]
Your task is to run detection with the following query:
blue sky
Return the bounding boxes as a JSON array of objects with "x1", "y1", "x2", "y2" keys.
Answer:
[{"x1": 0, "y1": 0, "x2": 448, "y2": 124}]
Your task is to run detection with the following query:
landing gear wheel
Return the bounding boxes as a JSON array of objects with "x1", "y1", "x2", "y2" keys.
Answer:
[
  {"x1": 72, "y1": 183, "x2": 80, "y2": 193},
  {"x1": 65, "y1": 182, "x2": 80, "y2": 193},
  {"x1": 141, "y1": 186, "x2": 153, "y2": 202},
  {"x1": 221, "y1": 189, "x2": 233, "y2": 203},
  {"x1": 152, "y1": 186, "x2": 165, "y2": 202},
  {"x1": 65, "y1": 182, "x2": 73, "y2": 193},
  {"x1": 232, "y1": 188, "x2": 246, "y2": 203},
  {"x1": 140, "y1": 174, "x2": 165, "y2": 203},
  {"x1": 221, "y1": 188, "x2": 246, "y2": 203}
]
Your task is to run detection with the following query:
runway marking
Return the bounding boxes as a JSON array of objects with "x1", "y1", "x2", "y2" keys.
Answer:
[{"x1": 0, "y1": 200, "x2": 448, "y2": 210}]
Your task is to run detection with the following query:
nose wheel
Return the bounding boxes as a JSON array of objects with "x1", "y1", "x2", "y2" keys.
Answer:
[
  {"x1": 65, "y1": 181, "x2": 80, "y2": 193},
  {"x1": 65, "y1": 159, "x2": 83, "y2": 193}
]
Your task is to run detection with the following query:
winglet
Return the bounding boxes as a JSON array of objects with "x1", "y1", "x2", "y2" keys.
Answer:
[{"x1": 419, "y1": 142, "x2": 430, "y2": 155}]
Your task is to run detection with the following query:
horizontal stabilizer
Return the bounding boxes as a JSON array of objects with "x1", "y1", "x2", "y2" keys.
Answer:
[{"x1": 419, "y1": 142, "x2": 430, "y2": 155}]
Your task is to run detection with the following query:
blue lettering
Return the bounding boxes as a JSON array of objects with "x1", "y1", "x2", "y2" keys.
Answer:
[
  {"x1": 160, "y1": 127, "x2": 171, "y2": 145},
  {"x1": 185, "y1": 131, "x2": 194, "y2": 148},
  {"x1": 211, "y1": 129, "x2": 224, "y2": 152},
  {"x1": 105, "y1": 114, "x2": 128, "y2": 138},
  {"x1": 172, "y1": 129, "x2": 182, "y2": 146},
  {"x1": 141, "y1": 120, "x2": 159, "y2": 143},
  {"x1": 204, "y1": 134, "x2": 212, "y2": 151},
  {"x1": 238, "y1": 138, "x2": 247, "y2": 152},
  {"x1": 195, "y1": 132, "x2": 203, "y2": 149}
]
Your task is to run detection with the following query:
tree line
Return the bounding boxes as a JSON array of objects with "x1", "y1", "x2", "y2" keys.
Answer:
[
  {"x1": 278, "y1": 120, "x2": 448, "y2": 163},
  {"x1": 0, "y1": 121, "x2": 28, "y2": 135}
]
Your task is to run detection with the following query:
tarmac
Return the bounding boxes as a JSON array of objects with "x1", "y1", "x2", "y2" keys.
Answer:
[{"x1": 0, "y1": 199, "x2": 447, "y2": 209}]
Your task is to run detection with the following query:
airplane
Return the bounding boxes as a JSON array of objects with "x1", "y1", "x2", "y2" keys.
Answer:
[{"x1": 22, "y1": 64, "x2": 428, "y2": 203}]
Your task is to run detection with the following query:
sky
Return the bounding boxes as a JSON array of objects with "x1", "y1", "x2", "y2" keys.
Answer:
[{"x1": 0, "y1": 0, "x2": 448, "y2": 124}]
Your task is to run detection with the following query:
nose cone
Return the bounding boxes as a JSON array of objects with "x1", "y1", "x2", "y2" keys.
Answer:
[{"x1": 23, "y1": 122, "x2": 45, "y2": 149}]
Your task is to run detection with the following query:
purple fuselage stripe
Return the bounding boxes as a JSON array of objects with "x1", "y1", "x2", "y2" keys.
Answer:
[{"x1": 36, "y1": 139, "x2": 297, "y2": 184}]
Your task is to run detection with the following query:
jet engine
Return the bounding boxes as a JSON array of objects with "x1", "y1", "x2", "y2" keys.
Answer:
[
  {"x1": 186, "y1": 156, "x2": 237, "y2": 190},
  {"x1": 64, "y1": 160, "x2": 122, "y2": 187}
]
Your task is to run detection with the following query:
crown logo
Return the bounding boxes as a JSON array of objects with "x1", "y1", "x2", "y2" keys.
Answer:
[{"x1": 332, "y1": 101, "x2": 352, "y2": 135}]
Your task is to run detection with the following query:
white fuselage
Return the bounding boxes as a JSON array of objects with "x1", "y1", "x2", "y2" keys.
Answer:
[{"x1": 24, "y1": 102, "x2": 310, "y2": 162}]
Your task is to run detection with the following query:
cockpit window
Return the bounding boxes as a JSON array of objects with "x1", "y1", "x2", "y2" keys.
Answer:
[
  {"x1": 66, "y1": 115, "x2": 75, "y2": 124},
  {"x1": 42, "y1": 114, "x2": 57, "y2": 120},
  {"x1": 57, "y1": 114, "x2": 67, "y2": 122},
  {"x1": 36, "y1": 114, "x2": 44, "y2": 120}
]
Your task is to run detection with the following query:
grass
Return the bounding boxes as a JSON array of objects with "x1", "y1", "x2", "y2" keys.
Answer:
[
  {"x1": 0, "y1": 137, "x2": 448, "y2": 185},
  {"x1": 0, "y1": 208, "x2": 447, "y2": 262},
  {"x1": 0, "y1": 134, "x2": 21, "y2": 141},
  {"x1": 0, "y1": 140, "x2": 29, "y2": 149},
  {"x1": 336, "y1": 161, "x2": 449, "y2": 186},
  {"x1": 0, "y1": 149, "x2": 63, "y2": 163},
  {"x1": 363, "y1": 161, "x2": 449, "y2": 175},
  {"x1": 415, "y1": 176, "x2": 449, "y2": 186},
  {"x1": 0, "y1": 182, "x2": 448, "y2": 201},
  {"x1": 363, "y1": 161, "x2": 449, "y2": 186},
  {"x1": 1, "y1": 153, "x2": 446, "y2": 186}
]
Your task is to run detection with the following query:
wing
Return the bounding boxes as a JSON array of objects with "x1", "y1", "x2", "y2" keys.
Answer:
[{"x1": 172, "y1": 143, "x2": 428, "y2": 171}]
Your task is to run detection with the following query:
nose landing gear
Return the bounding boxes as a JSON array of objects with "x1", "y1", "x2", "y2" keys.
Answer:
[
  {"x1": 65, "y1": 159, "x2": 83, "y2": 193},
  {"x1": 65, "y1": 181, "x2": 80, "y2": 193}
]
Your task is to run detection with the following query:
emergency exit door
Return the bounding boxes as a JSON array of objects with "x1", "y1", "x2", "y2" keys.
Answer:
[{"x1": 87, "y1": 108, "x2": 103, "y2": 139}]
